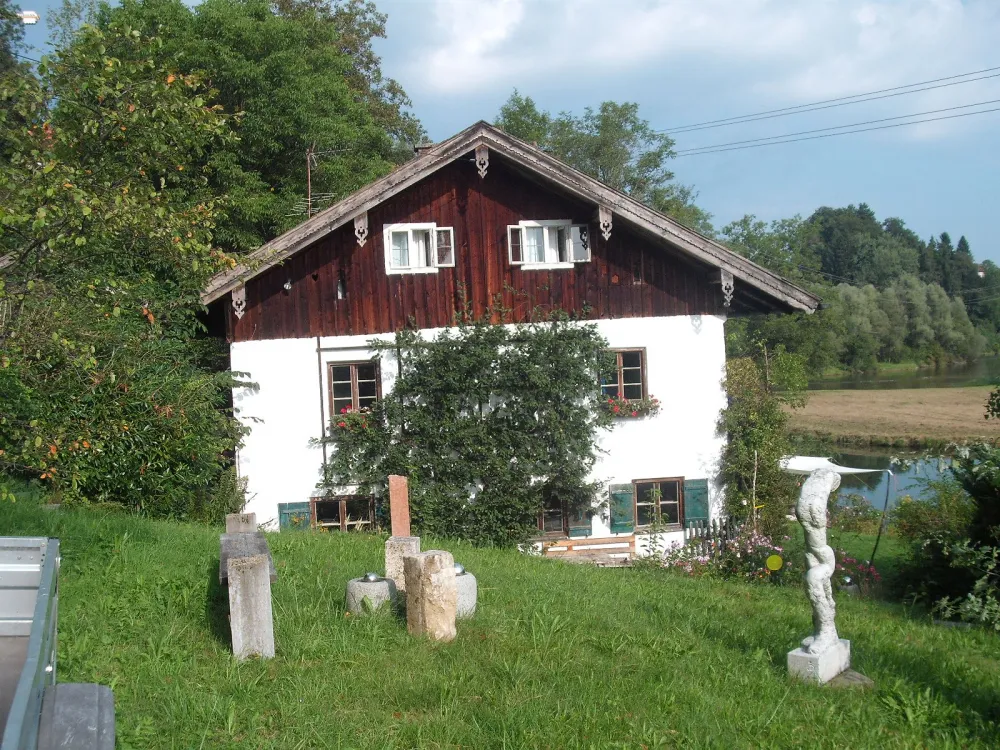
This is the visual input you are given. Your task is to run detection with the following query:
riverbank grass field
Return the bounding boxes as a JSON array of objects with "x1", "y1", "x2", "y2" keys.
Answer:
[
  {"x1": 787, "y1": 386, "x2": 1000, "y2": 447},
  {"x1": 3, "y1": 501, "x2": 999, "y2": 748}
]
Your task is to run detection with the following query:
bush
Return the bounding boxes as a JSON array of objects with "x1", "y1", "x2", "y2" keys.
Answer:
[
  {"x1": 830, "y1": 493, "x2": 883, "y2": 534},
  {"x1": 891, "y1": 479, "x2": 978, "y2": 606},
  {"x1": 319, "y1": 319, "x2": 613, "y2": 547},
  {"x1": 931, "y1": 541, "x2": 1000, "y2": 630},
  {"x1": 662, "y1": 526, "x2": 791, "y2": 584}
]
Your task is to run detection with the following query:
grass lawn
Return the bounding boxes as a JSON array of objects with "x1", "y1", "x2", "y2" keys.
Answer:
[{"x1": 3, "y1": 501, "x2": 999, "y2": 749}]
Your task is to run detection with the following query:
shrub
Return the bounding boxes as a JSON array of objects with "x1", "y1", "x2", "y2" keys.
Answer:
[
  {"x1": 892, "y1": 479, "x2": 977, "y2": 605},
  {"x1": 662, "y1": 526, "x2": 791, "y2": 584},
  {"x1": 931, "y1": 541, "x2": 1000, "y2": 630},
  {"x1": 830, "y1": 493, "x2": 883, "y2": 534},
  {"x1": 834, "y1": 550, "x2": 882, "y2": 596},
  {"x1": 318, "y1": 319, "x2": 613, "y2": 547},
  {"x1": 718, "y1": 354, "x2": 802, "y2": 538}
]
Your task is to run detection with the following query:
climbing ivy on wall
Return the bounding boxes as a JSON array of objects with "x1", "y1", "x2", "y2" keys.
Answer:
[{"x1": 318, "y1": 317, "x2": 615, "y2": 547}]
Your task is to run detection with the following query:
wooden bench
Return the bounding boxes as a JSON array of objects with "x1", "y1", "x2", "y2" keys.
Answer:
[{"x1": 541, "y1": 535, "x2": 636, "y2": 563}]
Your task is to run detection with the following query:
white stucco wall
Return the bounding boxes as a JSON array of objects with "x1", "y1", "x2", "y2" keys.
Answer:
[{"x1": 230, "y1": 314, "x2": 728, "y2": 533}]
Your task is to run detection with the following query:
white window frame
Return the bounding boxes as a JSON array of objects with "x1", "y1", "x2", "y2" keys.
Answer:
[
  {"x1": 508, "y1": 220, "x2": 590, "y2": 269},
  {"x1": 383, "y1": 223, "x2": 455, "y2": 275}
]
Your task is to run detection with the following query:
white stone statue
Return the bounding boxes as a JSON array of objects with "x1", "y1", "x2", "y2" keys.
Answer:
[{"x1": 796, "y1": 468, "x2": 841, "y2": 654}]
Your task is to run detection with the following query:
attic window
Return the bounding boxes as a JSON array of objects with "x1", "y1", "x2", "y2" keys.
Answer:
[
  {"x1": 508, "y1": 221, "x2": 590, "y2": 269},
  {"x1": 383, "y1": 223, "x2": 455, "y2": 274}
]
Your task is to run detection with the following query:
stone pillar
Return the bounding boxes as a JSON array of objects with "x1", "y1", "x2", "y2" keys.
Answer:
[
  {"x1": 226, "y1": 512, "x2": 257, "y2": 534},
  {"x1": 388, "y1": 475, "x2": 410, "y2": 537},
  {"x1": 228, "y1": 554, "x2": 275, "y2": 659},
  {"x1": 404, "y1": 550, "x2": 457, "y2": 642},
  {"x1": 385, "y1": 535, "x2": 420, "y2": 593},
  {"x1": 456, "y1": 571, "x2": 478, "y2": 619}
]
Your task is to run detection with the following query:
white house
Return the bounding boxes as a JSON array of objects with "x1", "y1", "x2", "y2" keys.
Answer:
[{"x1": 203, "y1": 122, "x2": 819, "y2": 555}]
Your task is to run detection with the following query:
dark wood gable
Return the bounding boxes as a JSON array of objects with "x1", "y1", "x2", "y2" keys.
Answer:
[{"x1": 218, "y1": 153, "x2": 743, "y2": 342}]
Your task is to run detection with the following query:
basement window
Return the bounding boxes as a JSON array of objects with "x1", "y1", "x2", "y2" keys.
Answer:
[
  {"x1": 383, "y1": 223, "x2": 455, "y2": 274},
  {"x1": 508, "y1": 221, "x2": 590, "y2": 269}
]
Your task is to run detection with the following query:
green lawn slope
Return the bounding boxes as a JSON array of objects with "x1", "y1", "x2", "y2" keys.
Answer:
[{"x1": 3, "y1": 502, "x2": 998, "y2": 748}]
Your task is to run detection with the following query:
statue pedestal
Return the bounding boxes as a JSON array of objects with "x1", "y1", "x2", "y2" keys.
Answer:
[{"x1": 788, "y1": 639, "x2": 850, "y2": 684}]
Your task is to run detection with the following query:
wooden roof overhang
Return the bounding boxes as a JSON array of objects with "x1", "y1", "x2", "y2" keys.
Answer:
[{"x1": 202, "y1": 121, "x2": 821, "y2": 315}]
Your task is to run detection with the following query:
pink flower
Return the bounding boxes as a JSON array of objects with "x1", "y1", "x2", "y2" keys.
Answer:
[
  {"x1": 613, "y1": 405, "x2": 620, "y2": 413},
  {"x1": 631, "y1": 411, "x2": 638, "y2": 417},
  {"x1": 337, "y1": 421, "x2": 346, "y2": 428}
]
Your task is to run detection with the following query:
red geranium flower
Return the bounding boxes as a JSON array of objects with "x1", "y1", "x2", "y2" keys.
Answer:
[
  {"x1": 337, "y1": 421, "x2": 346, "y2": 428},
  {"x1": 612, "y1": 405, "x2": 620, "y2": 413}
]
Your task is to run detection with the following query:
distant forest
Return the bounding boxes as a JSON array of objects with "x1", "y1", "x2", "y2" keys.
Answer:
[{"x1": 722, "y1": 204, "x2": 996, "y2": 374}]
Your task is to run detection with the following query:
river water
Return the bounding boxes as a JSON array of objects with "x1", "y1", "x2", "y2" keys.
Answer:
[
  {"x1": 801, "y1": 358, "x2": 994, "y2": 508},
  {"x1": 828, "y1": 450, "x2": 951, "y2": 511},
  {"x1": 809, "y1": 356, "x2": 1000, "y2": 391}
]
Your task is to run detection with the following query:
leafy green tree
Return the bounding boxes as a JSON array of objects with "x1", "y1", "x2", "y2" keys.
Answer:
[
  {"x1": 319, "y1": 318, "x2": 614, "y2": 547},
  {"x1": 95, "y1": 0, "x2": 423, "y2": 251},
  {"x1": 495, "y1": 89, "x2": 551, "y2": 146},
  {"x1": 718, "y1": 350, "x2": 803, "y2": 538},
  {"x1": 495, "y1": 91, "x2": 713, "y2": 234},
  {"x1": 0, "y1": 22, "x2": 247, "y2": 517},
  {"x1": 0, "y1": 0, "x2": 22, "y2": 72}
]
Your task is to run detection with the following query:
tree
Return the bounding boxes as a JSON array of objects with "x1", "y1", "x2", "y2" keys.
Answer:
[
  {"x1": 0, "y1": 0, "x2": 22, "y2": 72},
  {"x1": 495, "y1": 89, "x2": 551, "y2": 146},
  {"x1": 0, "y1": 22, "x2": 247, "y2": 517},
  {"x1": 94, "y1": 0, "x2": 423, "y2": 252},
  {"x1": 319, "y1": 319, "x2": 614, "y2": 547},
  {"x1": 495, "y1": 91, "x2": 713, "y2": 234},
  {"x1": 718, "y1": 350, "x2": 804, "y2": 538}
]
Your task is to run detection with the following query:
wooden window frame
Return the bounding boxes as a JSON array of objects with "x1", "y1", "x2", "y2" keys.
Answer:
[
  {"x1": 601, "y1": 348, "x2": 647, "y2": 402},
  {"x1": 632, "y1": 477, "x2": 684, "y2": 530},
  {"x1": 328, "y1": 360, "x2": 382, "y2": 420},
  {"x1": 382, "y1": 222, "x2": 456, "y2": 275},
  {"x1": 310, "y1": 495, "x2": 375, "y2": 532},
  {"x1": 508, "y1": 220, "x2": 590, "y2": 269}
]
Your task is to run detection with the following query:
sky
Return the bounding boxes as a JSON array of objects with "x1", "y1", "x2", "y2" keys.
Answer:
[{"x1": 18, "y1": 0, "x2": 1000, "y2": 262}]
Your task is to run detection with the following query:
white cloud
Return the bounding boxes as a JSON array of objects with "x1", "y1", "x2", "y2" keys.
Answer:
[{"x1": 407, "y1": 0, "x2": 1000, "y2": 139}]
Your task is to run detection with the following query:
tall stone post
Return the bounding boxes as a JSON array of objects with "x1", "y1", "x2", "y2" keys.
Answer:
[
  {"x1": 388, "y1": 475, "x2": 410, "y2": 536},
  {"x1": 404, "y1": 550, "x2": 457, "y2": 642},
  {"x1": 228, "y1": 554, "x2": 275, "y2": 660},
  {"x1": 385, "y1": 474, "x2": 420, "y2": 592}
]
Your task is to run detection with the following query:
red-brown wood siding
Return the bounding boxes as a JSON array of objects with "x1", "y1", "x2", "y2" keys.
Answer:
[{"x1": 221, "y1": 155, "x2": 728, "y2": 342}]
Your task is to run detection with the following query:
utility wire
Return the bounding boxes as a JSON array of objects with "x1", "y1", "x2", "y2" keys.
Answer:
[
  {"x1": 676, "y1": 98, "x2": 1000, "y2": 154},
  {"x1": 674, "y1": 106, "x2": 1000, "y2": 157},
  {"x1": 662, "y1": 65, "x2": 1000, "y2": 133}
]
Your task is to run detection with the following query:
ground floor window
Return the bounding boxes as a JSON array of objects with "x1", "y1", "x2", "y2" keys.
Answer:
[
  {"x1": 634, "y1": 478, "x2": 683, "y2": 528},
  {"x1": 537, "y1": 495, "x2": 591, "y2": 538},
  {"x1": 311, "y1": 495, "x2": 375, "y2": 531}
]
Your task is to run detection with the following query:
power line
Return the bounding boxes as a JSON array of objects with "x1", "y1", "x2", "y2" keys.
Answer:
[
  {"x1": 674, "y1": 106, "x2": 1000, "y2": 157},
  {"x1": 676, "y1": 99, "x2": 1000, "y2": 154},
  {"x1": 662, "y1": 65, "x2": 1000, "y2": 134}
]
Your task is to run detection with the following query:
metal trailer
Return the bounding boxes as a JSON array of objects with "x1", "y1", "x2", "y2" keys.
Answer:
[{"x1": 0, "y1": 538, "x2": 114, "y2": 750}]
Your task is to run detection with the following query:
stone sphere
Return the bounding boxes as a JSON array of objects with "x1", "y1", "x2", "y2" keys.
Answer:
[
  {"x1": 454, "y1": 562, "x2": 465, "y2": 576},
  {"x1": 363, "y1": 571, "x2": 380, "y2": 582}
]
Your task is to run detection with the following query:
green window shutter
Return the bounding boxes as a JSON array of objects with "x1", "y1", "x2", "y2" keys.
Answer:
[
  {"x1": 568, "y1": 507, "x2": 592, "y2": 538},
  {"x1": 683, "y1": 479, "x2": 709, "y2": 524},
  {"x1": 278, "y1": 502, "x2": 311, "y2": 530},
  {"x1": 609, "y1": 483, "x2": 635, "y2": 533}
]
